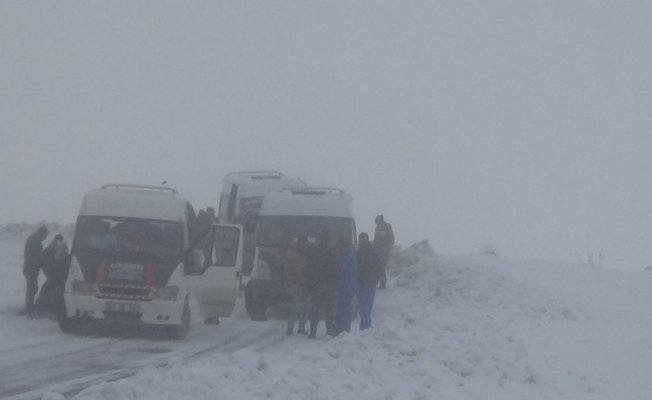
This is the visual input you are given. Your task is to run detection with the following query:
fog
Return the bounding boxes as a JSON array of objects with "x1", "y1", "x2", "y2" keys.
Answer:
[{"x1": 1, "y1": 1, "x2": 651, "y2": 269}]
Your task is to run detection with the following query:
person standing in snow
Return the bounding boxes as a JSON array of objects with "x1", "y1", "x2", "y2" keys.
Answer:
[
  {"x1": 22, "y1": 225, "x2": 49, "y2": 315},
  {"x1": 306, "y1": 231, "x2": 338, "y2": 338},
  {"x1": 356, "y1": 232, "x2": 382, "y2": 330},
  {"x1": 35, "y1": 234, "x2": 70, "y2": 316},
  {"x1": 373, "y1": 215, "x2": 394, "y2": 289},
  {"x1": 284, "y1": 235, "x2": 309, "y2": 335},
  {"x1": 334, "y1": 236, "x2": 357, "y2": 336}
]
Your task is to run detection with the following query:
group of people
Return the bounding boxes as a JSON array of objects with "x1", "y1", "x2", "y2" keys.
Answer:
[
  {"x1": 22, "y1": 226, "x2": 71, "y2": 317},
  {"x1": 20, "y1": 213, "x2": 395, "y2": 337},
  {"x1": 283, "y1": 215, "x2": 395, "y2": 338}
]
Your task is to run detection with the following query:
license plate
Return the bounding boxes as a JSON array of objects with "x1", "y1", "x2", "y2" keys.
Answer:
[
  {"x1": 107, "y1": 263, "x2": 144, "y2": 282},
  {"x1": 106, "y1": 302, "x2": 141, "y2": 312}
]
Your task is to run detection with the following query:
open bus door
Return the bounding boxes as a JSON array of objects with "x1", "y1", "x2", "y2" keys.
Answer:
[{"x1": 185, "y1": 224, "x2": 242, "y2": 322}]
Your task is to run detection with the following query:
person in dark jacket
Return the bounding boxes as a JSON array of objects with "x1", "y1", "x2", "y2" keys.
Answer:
[
  {"x1": 23, "y1": 226, "x2": 49, "y2": 315},
  {"x1": 373, "y1": 215, "x2": 394, "y2": 289},
  {"x1": 334, "y1": 237, "x2": 357, "y2": 336},
  {"x1": 306, "y1": 231, "x2": 338, "y2": 338},
  {"x1": 357, "y1": 232, "x2": 382, "y2": 330},
  {"x1": 284, "y1": 235, "x2": 309, "y2": 335},
  {"x1": 35, "y1": 234, "x2": 70, "y2": 316},
  {"x1": 193, "y1": 209, "x2": 212, "y2": 241}
]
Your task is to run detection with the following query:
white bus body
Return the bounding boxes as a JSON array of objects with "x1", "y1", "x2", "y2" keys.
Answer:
[
  {"x1": 218, "y1": 171, "x2": 307, "y2": 224},
  {"x1": 61, "y1": 184, "x2": 242, "y2": 339},
  {"x1": 245, "y1": 187, "x2": 356, "y2": 320},
  {"x1": 217, "y1": 171, "x2": 307, "y2": 277}
]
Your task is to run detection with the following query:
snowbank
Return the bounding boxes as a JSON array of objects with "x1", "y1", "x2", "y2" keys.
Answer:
[
  {"x1": 2, "y1": 231, "x2": 651, "y2": 399},
  {"x1": 62, "y1": 241, "x2": 652, "y2": 400}
]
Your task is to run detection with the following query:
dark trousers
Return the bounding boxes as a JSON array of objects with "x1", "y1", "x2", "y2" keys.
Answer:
[
  {"x1": 309, "y1": 286, "x2": 335, "y2": 337},
  {"x1": 24, "y1": 270, "x2": 39, "y2": 313},
  {"x1": 357, "y1": 285, "x2": 376, "y2": 330},
  {"x1": 35, "y1": 279, "x2": 65, "y2": 316}
]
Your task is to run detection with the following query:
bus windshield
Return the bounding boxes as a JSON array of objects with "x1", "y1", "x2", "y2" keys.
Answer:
[
  {"x1": 73, "y1": 216, "x2": 183, "y2": 259},
  {"x1": 257, "y1": 215, "x2": 352, "y2": 247}
]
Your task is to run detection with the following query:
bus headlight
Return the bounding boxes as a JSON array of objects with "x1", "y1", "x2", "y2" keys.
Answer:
[
  {"x1": 154, "y1": 286, "x2": 180, "y2": 301},
  {"x1": 71, "y1": 279, "x2": 96, "y2": 295}
]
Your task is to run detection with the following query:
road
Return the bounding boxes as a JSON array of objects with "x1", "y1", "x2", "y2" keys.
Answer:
[{"x1": 0, "y1": 305, "x2": 285, "y2": 400}]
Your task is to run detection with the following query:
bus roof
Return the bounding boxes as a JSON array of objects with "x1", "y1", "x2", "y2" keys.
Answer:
[
  {"x1": 78, "y1": 184, "x2": 188, "y2": 222},
  {"x1": 220, "y1": 171, "x2": 307, "y2": 199},
  {"x1": 259, "y1": 187, "x2": 354, "y2": 218}
]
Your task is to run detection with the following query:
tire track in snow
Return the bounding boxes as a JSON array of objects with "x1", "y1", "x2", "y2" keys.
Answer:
[{"x1": 1, "y1": 319, "x2": 286, "y2": 400}]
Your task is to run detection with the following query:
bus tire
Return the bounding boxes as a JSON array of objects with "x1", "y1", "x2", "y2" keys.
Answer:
[
  {"x1": 58, "y1": 315, "x2": 83, "y2": 335},
  {"x1": 245, "y1": 283, "x2": 267, "y2": 321},
  {"x1": 166, "y1": 300, "x2": 190, "y2": 340}
]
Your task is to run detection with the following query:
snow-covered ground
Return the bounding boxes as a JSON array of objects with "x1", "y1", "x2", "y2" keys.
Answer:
[{"x1": 1, "y1": 224, "x2": 652, "y2": 400}]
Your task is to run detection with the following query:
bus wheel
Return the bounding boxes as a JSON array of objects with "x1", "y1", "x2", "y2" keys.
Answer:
[
  {"x1": 245, "y1": 283, "x2": 267, "y2": 321},
  {"x1": 167, "y1": 300, "x2": 190, "y2": 340},
  {"x1": 58, "y1": 315, "x2": 83, "y2": 334}
]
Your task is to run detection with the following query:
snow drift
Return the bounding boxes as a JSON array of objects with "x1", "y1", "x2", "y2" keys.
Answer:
[
  {"x1": 1, "y1": 227, "x2": 651, "y2": 399},
  {"x1": 58, "y1": 240, "x2": 652, "y2": 400}
]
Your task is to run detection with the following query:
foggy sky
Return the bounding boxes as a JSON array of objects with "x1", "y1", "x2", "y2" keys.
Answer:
[{"x1": 1, "y1": 1, "x2": 651, "y2": 269}]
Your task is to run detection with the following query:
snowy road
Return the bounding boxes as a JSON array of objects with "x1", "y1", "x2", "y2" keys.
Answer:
[
  {"x1": 4, "y1": 226, "x2": 652, "y2": 400},
  {"x1": 0, "y1": 305, "x2": 285, "y2": 400}
]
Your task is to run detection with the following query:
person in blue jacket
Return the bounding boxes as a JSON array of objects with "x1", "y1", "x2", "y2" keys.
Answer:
[{"x1": 334, "y1": 236, "x2": 357, "y2": 336}]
